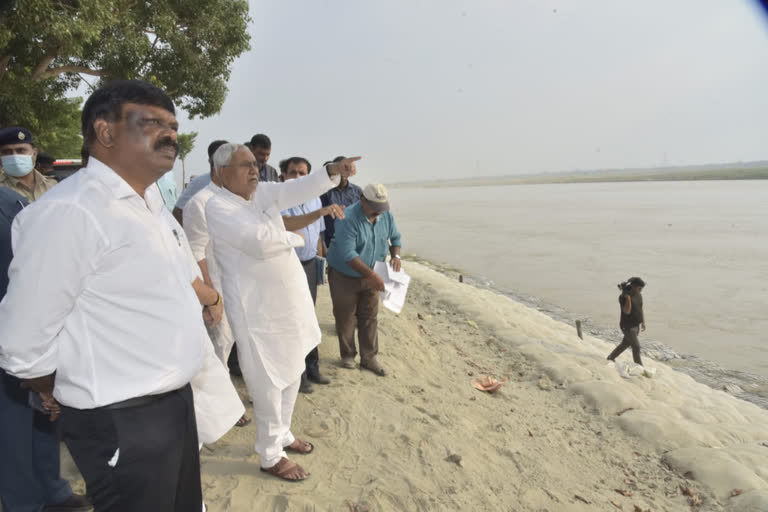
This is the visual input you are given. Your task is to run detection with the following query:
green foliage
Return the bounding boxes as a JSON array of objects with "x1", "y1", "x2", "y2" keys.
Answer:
[
  {"x1": 0, "y1": 0, "x2": 251, "y2": 153},
  {"x1": 177, "y1": 132, "x2": 197, "y2": 161},
  {"x1": 176, "y1": 131, "x2": 197, "y2": 184},
  {"x1": 0, "y1": 72, "x2": 83, "y2": 157}
]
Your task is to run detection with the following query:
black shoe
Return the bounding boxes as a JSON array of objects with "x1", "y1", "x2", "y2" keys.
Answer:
[
  {"x1": 307, "y1": 372, "x2": 331, "y2": 385},
  {"x1": 43, "y1": 494, "x2": 92, "y2": 511},
  {"x1": 299, "y1": 374, "x2": 314, "y2": 394},
  {"x1": 228, "y1": 345, "x2": 242, "y2": 377}
]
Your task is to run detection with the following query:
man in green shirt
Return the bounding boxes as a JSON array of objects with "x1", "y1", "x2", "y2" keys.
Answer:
[{"x1": 326, "y1": 184, "x2": 402, "y2": 377}]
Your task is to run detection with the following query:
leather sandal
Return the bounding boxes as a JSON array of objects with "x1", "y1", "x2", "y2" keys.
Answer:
[
  {"x1": 260, "y1": 457, "x2": 309, "y2": 481},
  {"x1": 284, "y1": 438, "x2": 314, "y2": 454}
]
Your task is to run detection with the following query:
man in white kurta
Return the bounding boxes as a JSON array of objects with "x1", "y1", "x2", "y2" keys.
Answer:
[
  {"x1": 182, "y1": 153, "x2": 236, "y2": 366},
  {"x1": 205, "y1": 144, "x2": 360, "y2": 481}
]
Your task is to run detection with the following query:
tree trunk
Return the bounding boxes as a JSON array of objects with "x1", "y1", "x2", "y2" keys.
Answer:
[{"x1": 181, "y1": 158, "x2": 186, "y2": 188}]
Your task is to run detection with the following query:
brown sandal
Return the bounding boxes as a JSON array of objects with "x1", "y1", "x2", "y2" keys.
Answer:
[
  {"x1": 235, "y1": 414, "x2": 251, "y2": 427},
  {"x1": 284, "y1": 438, "x2": 314, "y2": 454},
  {"x1": 260, "y1": 457, "x2": 309, "y2": 481}
]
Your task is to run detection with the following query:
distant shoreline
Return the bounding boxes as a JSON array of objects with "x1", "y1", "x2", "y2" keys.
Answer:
[{"x1": 389, "y1": 167, "x2": 768, "y2": 189}]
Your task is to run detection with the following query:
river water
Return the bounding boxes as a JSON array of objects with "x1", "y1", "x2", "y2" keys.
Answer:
[{"x1": 392, "y1": 180, "x2": 768, "y2": 382}]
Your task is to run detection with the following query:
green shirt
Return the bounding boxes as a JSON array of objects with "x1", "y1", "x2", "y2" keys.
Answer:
[{"x1": 326, "y1": 202, "x2": 402, "y2": 277}]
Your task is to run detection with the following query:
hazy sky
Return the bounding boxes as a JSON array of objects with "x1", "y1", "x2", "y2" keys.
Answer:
[{"x1": 171, "y1": 0, "x2": 768, "y2": 184}]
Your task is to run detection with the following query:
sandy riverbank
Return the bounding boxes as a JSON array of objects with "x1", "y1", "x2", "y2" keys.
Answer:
[{"x1": 59, "y1": 261, "x2": 768, "y2": 511}]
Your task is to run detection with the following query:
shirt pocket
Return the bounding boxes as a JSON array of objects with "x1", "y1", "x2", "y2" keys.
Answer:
[{"x1": 374, "y1": 237, "x2": 389, "y2": 262}]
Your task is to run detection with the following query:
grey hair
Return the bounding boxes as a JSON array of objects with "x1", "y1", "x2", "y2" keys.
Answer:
[{"x1": 212, "y1": 143, "x2": 250, "y2": 169}]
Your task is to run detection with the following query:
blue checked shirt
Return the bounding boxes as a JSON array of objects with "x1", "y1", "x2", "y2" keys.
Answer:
[{"x1": 282, "y1": 197, "x2": 325, "y2": 262}]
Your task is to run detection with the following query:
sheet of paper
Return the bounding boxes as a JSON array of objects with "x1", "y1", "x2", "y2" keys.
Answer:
[{"x1": 373, "y1": 261, "x2": 411, "y2": 314}]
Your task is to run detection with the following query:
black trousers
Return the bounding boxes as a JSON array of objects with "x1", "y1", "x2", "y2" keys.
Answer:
[
  {"x1": 60, "y1": 385, "x2": 201, "y2": 512},
  {"x1": 301, "y1": 257, "x2": 321, "y2": 375},
  {"x1": 608, "y1": 326, "x2": 643, "y2": 365}
]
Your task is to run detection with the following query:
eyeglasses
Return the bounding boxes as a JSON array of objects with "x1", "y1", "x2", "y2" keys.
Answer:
[{"x1": 224, "y1": 161, "x2": 259, "y2": 170}]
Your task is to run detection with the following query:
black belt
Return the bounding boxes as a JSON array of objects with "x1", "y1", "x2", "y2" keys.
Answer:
[{"x1": 102, "y1": 387, "x2": 182, "y2": 411}]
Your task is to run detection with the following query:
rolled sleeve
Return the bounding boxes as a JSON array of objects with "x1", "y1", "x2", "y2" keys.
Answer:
[
  {"x1": 0, "y1": 201, "x2": 107, "y2": 378},
  {"x1": 388, "y1": 214, "x2": 402, "y2": 247}
]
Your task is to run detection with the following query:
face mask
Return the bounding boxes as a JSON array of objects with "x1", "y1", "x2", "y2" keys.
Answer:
[{"x1": 1, "y1": 154, "x2": 35, "y2": 177}]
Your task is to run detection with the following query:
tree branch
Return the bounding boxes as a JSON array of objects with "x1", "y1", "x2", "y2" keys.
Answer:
[
  {"x1": 138, "y1": 35, "x2": 160, "y2": 73},
  {"x1": 0, "y1": 55, "x2": 10, "y2": 81},
  {"x1": 31, "y1": 53, "x2": 57, "y2": 80},
  {"x1": 37, "y1": 65, "x2": 104, "y2": 80}
]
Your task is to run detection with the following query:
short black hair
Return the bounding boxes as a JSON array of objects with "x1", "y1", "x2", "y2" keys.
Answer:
[
  {"x1": 207, "y1": 140, "x2": 228, "y2": 160},
  {"x1": 628, "y1": 277, "x2": 646, "y2": 288},
  {"x1": 36, "y1": 152, "x2": 55, "y2": 165},
  {"x1": 81, "y1": 80, "x2": 175, "y2": 151},
  {"x1": 280, "y1": 156, "x2": 312, "y2": 175},
  {"x1": 250, "y1": 134, "x2": 271, "y2": 149}
]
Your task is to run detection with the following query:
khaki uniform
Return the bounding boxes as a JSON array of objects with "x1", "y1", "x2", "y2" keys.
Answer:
[{"x1": 0, "y1": 169, "x2": 57, "y2": 202}]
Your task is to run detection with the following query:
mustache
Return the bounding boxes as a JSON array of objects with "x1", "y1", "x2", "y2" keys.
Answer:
[{"x1": 154, "y1": 137, "x2": 179, "y2": 156}]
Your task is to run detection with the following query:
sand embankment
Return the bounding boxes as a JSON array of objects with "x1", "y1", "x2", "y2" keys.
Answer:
[{"x1": 60, "y1": 261, "x2": 768, "y2": 511}]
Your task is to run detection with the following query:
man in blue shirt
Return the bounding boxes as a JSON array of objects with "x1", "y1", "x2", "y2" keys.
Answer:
[
  {"x1": 319, "y1": 155, "x2": 363, "y2": 248},
  {"x1": 326, "y1": 184, "x2": 402, "y2": 377},
  {"x1": 0, "y1": 187, "x2": 91, "y2": 511},
  {"x1": 281, "y1": 157, "x2": 345, "y2": 393}
]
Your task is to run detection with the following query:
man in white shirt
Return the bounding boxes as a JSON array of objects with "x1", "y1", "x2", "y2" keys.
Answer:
[
  {"x1": 172, "y1": 141, "x2": 225, "y2": 225},
  {"x1": 280, "y1": 157, "x2": 345, "y2": 394},
  {"x1": 206, "y1": 143, "x2": 360, "y2": 481},
  {"x1": 0, "y1": 80, "x2": 220, "y2": 511}
]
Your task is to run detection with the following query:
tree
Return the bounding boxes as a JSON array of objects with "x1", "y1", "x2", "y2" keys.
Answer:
[
  {"x1": 176, "y1": 131, "x2": 197, "y2": 186},
  {"x1": 0, "y1": 0, "x2": 250, "y2": 153}
]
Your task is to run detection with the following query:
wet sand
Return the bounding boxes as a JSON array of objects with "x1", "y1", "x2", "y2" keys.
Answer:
[{"x1": 59, "y1": 261, "x2": 768, "y2": 511}]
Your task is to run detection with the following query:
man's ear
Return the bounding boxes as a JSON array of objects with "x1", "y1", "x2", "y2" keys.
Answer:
[{"x1": 93, "y1": 119, "x2": 115, "y2": 148}]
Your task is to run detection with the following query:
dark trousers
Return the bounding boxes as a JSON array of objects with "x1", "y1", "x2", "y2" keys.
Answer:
[
  {"x1": 328, "y1": 267, "x2": 379, "y2": 364},
  {"x1": 301, "y1": 257, "x2": 320, "y2": 375},
  {"x1": 608, "y1": 326, "x2": 643, "y2": 365},
  {"x1": 59, "y1": 385, "x2": 201, "y2": 512},
  {"x1": 0, "y1": 369, "x2": 72, "y2": 512}
]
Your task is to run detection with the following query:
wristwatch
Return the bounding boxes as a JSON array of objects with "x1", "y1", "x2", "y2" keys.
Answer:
[{"x1": 393, "y1": 255, "x2": 401, "y2": 259}]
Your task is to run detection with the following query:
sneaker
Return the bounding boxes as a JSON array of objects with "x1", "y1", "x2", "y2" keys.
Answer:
[
  {"x1": 299, "y1": 373, "x2": 314, "y2": 394},
  {"x1": 340, "y1": 358, "x2": 357, "y2": 369}
]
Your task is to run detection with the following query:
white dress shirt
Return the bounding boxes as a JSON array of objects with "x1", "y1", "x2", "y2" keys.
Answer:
[
  {"x1": 182, "y1": 180, "x2": 236, "y2": 364},
  {"x1": 206, "y1": 169, "x2": 339, "y2": 390},
  {"x1": 175, "y1": 173, "x2": 212, "y2": 210},
  {"x1": 0, "y1": 157, "x2": 207, "y2": 409}
]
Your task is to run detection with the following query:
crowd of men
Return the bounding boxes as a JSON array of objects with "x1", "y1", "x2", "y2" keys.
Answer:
[{"x1": 0, "y1": 79, "x2": 403, "y2": 511}]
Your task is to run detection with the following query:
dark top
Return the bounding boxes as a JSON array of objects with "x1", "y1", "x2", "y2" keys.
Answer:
[
  {"x1": 258, "y1": 163, "x2": 279, "y2": 183},
  {"x1": 619, "y1": 292, "x2": 644, "y2": 330},
  {"x1": 0, "y1": 188, "x2": 28, "y2": 299},
  {"x1": 320, "y1": 181, "x2": 363, "y2": 246}
]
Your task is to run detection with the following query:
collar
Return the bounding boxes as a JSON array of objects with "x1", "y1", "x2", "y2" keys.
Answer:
[
  {"x1": 86, "y1": 157, "x2": 165, "y2": 215},
  {"x1": 0, "y1": 169, "x2": 45, "y2": 190},
  {"x1": 218, "y1": 185, "x2": 250, "y2": 206},
  {"x1": 204, "y1": 181, "x2": 222, "y2": 193}
]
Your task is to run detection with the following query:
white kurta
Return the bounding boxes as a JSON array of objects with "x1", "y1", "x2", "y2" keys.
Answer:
[
  {"x1": 183, "y1": 181, "x2": 236, "y2": 364},
  {"x1": 206, "y1": 169, "x2": 339, "y2": 392},
  {"x1": 178, "y1": 226, "x2": 244, "y2": 444}
]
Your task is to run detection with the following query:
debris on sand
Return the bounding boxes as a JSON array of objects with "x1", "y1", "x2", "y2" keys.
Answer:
[{"x1": 472, "y1": 375, "x2": 508, "y2": 393}]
